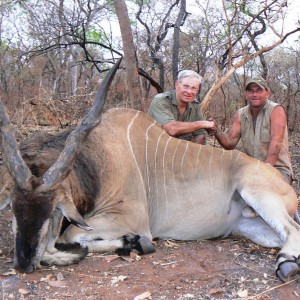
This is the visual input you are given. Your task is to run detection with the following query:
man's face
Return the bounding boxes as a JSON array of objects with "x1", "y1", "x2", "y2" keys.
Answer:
[
  {"x1": 245, "y1": 83, "x2": 270, "y2": 108},
  {"x1": 175, "y1": 77, "x2": 200, "y2": 105}
]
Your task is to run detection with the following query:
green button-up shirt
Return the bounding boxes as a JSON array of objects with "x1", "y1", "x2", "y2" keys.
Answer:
[{"x1": 147, "y1": 90, "x2": 206, "y2": 141}]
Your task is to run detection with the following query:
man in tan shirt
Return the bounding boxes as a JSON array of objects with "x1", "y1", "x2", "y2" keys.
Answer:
[{"x1": 213, "y1": 77, "x2": 293, "y2": 184}]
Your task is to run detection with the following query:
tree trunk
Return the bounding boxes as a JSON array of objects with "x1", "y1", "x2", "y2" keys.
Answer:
[
  {"x1": 172, "y1": 0, "x2": 186, "y2": 84},
  {"x1": 113, "y1": 0, "x2": 143, "y2": 110}
]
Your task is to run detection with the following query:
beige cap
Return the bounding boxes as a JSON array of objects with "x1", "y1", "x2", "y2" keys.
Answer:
[{"x1": 245, "y1": 77, "x2": 270, "y2": 91}]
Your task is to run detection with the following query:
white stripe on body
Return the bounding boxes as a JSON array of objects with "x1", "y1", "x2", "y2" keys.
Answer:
[
  {"x1": 152, "y1": 131, "x2": 166, "y2": 221},
  {"x1": 207, "y1": 146, "x2": 215, "y2": 204},
  {"x1": 127, "y1": 111, "x2": 147, "y2": 202},
  {"x1": 145, "y1": 120, "x2": 157, "y2": 210},
  {"x1": 162, "y1": 136, "x2": 172, "y2": 223},
  {"x1": 172, "y1": 140, "x2": 184, "y2": 220},
  {"x1": 180, "y1": 142, "x2": 196, "y2": 206}
]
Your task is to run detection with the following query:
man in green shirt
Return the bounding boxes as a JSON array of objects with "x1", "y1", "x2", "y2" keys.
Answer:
[{"x1": 147, "y1": 70, "x2": 215, "y2": 145}]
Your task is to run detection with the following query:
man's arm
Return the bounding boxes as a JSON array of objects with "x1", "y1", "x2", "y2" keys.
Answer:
[
  {"x1": 162, "y1": 120, "x2": 215, "y2": 137},
  {"x1": 264, "y1": 106, "x2": 286, "y2": 166},
  {"x1": 214, "y1": 112, "x2": 241, "y2": 149}
]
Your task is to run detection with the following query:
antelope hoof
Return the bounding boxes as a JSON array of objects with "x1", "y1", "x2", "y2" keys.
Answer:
[
  {"x1": 276, "y1": 261, "x2": 300, "y2": 282},
  {"x1": 138, "y1": 236, "x2": 156, "y2": 254},
  {"x1": 116, "y1": 235, "x2": 155, "y2": 256}
]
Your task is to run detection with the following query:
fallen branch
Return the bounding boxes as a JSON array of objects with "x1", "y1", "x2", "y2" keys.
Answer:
[{"x1": 249, "y1": 279, "x2": 297, "y2": 299}]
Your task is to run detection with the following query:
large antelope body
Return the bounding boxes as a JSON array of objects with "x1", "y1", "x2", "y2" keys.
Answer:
[{"x1": 0, "y1": 60, "x2": 300, "y2": 282}]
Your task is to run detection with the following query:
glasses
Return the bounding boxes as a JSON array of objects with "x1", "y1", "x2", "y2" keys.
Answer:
[
  {"x1": 246, "y1": 88, "x2": 265, "y2": 94},
  {"x1": 179, "y1": 82, "x2": 199, "y2": 93}
]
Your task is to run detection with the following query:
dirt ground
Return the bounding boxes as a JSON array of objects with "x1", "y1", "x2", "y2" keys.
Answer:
[{"x1": 0, "y1": 133, "x2": 300, "y2": 300}]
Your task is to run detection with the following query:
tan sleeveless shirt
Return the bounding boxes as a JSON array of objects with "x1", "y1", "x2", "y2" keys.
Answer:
[{"x1": 238, "y1": 100, "x2": 293, "y2": 180}]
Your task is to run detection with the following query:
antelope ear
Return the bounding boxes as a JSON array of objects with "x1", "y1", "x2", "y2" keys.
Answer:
[{"x1": 57, "y1": 201, "x2": 93, "y2": 231}]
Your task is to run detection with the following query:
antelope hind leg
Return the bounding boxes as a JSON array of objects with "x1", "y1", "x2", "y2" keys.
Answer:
[
  {"x1": 240, "y1": 190, "x2": 300, "y2": 282},
  {"x1": 231, "y1": 216, "x2": 283, "y2": 248}
]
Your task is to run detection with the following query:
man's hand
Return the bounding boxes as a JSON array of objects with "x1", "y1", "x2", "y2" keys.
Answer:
[{"x1": 206, "y1": 117, "x2": 217, "y2": 136}]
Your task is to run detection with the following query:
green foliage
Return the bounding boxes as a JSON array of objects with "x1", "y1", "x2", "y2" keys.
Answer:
[
  {"x1": 105, "y1": 0, "x2": 115, "y2": 11},
  {"x1": 0, "y1": 40, "x2": 8, "y2": 49},
  {"x1": 86, "y1": 27, "x2": 104, "y2": 43},
  {"x1": 133, "y1": 0, "x2": 151, "y2": 5}
]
